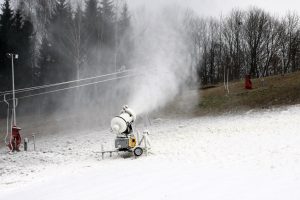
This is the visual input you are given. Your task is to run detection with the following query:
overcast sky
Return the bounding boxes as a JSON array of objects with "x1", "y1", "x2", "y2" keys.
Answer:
[
  {"x1": 128, "y1": 0, "x2": 300, "y2": 17},
  {"x1": 0, "y1": 0, "x2": 299, "y2": 17}
]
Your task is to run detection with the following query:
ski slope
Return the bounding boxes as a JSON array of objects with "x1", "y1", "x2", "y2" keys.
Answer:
[{"x1": 1, "y1": 105, "x2": 300, "y2": 200}]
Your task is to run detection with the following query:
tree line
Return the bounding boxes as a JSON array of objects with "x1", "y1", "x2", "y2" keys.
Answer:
[
  {"x1": 1, "y1": 1, "x2": 300, "y2": 91},
  {"x1": 0, "y1": 0, "x2": 132, "y2": 92},
  {"x1": 0, "y1": 0, "x2": 34, "y2": 90},
  {"x1": 185, "y1": 7, "x2": 300, "y2": 85}
]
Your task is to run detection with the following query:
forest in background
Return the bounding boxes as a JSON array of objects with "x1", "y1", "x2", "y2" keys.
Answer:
[
  {"x1": 0, "y1": 0, "x2": 132, "y2": 91},
  {"x1": 0, "y1": 0, "x2": 300, "y2": 121},
  {"x1": 1, "y1": 0, "x2": 300, "y2": 91},
  {"x1": 185, "y1": 8, "x2": 300, "y2": 85},
  {"x1": 0, "y1": 0, "x2": 135, "y2": 121}
]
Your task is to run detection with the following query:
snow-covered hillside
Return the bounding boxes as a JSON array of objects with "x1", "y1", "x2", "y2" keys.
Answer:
[{"x1": 1, "y1": 105, "x2": 300, "y2": 200}]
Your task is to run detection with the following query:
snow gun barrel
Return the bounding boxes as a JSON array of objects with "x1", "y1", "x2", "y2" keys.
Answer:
[{"x1": 111, "y1": 105, "x2": 136, "y2": 135}]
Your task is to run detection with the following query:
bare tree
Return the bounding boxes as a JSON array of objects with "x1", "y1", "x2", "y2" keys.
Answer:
[
  {"x1": 279, "y1": 12, "x2": 300, "y2": 73},
  {"x1": 222, "y1": 9, "x2": 244, "y2": 80},
  {"x1": 243, "y1": 7, "x2": 269, "y2": 78}
]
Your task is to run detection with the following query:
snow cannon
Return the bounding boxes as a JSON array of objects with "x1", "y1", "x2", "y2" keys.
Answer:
[
  {"x1": 100, "y1": 105, "x2": 151, "y2": 159},
  {"x1": 111, "y1": 105, "x2": 136, "y2": 135},
  {"x1": 109, "y1": 105, "x2": 143, "y2": 156}
]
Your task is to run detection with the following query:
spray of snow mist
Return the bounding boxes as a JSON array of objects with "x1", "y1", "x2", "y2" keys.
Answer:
[{"x1": 129, "y1": 5, "x2": 193, "y2": 115}]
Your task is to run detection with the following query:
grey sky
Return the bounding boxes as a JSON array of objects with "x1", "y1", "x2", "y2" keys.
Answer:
[
  {"x1": 128, "y1": 0, "x2": 300, "y2": 17},
  {"x1": 0, "y1": 0, "x2": 299, "y2": 17}
]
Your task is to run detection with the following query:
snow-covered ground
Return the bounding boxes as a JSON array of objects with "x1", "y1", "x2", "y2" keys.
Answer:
[{"x1": 1, "y1": 105, "x2": 300, "y2": 200}]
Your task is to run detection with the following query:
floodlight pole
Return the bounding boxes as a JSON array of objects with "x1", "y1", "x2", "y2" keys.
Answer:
[
  {"x1": 12, "y1": 54, "x2": 16, "y2": 125},
  {"x1": 7, "y1": 53, "x2": 18, "y2": 125}
]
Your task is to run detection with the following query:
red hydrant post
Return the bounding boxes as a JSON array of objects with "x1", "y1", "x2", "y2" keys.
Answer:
[
  {"x1": 245, "y1": 75, "x2": 253, "y2": 90},
  {"x1": 8, "y1": 126, "x2": 22, "y2": 152}
]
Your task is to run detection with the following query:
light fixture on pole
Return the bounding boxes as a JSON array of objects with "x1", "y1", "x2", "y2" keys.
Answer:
[{"x1": 6, "y1": 53, "x2": 22, "y2": 152}]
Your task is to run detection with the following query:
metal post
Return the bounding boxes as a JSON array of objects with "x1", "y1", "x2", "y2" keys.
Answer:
[
  {"x1": 101, "y1": 144, "x2": 104, "y2": 159},
  {"x1": 144, "y1": 134, "x2": 148, "y2": 156},
  {"x1": 136, "y1": 130, "x2": 140, "y2": 145},
  {"x1": 24, "y1": 138, "x2": 29, "y2": 151},
  {"x1": 11, "y1": 55, "x2": 16, "y2": 125},
  {"x1": 32, "y1": 133, "x2": 36, "y2": 151}
]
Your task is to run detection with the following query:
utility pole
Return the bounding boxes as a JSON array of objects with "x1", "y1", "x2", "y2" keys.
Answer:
[
  {"x1": 6, "y1": 53, "x2": 22, "y2": 152},
  {"x1": 6, "y1": 53, "x2": 19, "y2": 125}
]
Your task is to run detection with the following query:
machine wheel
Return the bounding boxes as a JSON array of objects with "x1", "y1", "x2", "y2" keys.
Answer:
[{"x1": 133, "y1": 147, "x2": 143, "y2": 157}]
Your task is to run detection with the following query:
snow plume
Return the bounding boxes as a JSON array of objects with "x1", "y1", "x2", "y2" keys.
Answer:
[{"x1": 129, "y1": 5, "x2": 194, "y2": 115}]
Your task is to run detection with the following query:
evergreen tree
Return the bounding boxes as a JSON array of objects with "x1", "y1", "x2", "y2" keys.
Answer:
[
  {"x1": 72, "y1": 4, "x2": 85, "y2": 80},
  {"x1": 39, "y1": 37, "x2": 52, "y2": 84},
  {"x1": 0, "y1": 0, "x2": 14, "y2": 91},
  {"x1": 100, "y1": 0, "x2": 115, "y2": 47},
  {"x1": 0, "y1": 0, "x2": 35, "y2": 90},
  {"x1": 117, "y1": 2, "x2": 133, "y2": 68},
  {"x1": 119, "y1": 3, "x2": 130, "y2": 33},
  {"x1": 84, "y1": 0, "x2": 99, "y2": 47},
  {"x1": 99, "y1": 0, "x2": 116, "y2": 73},
  {"x1": 39, "y1": 0, "x2": 74, "y2": 84},
  {"x1": 11, "y1": 8, "x2": 35, "y2": 88},
  {"x1": 83, "y1": 0, "x2": 100, "y2": 73}
]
